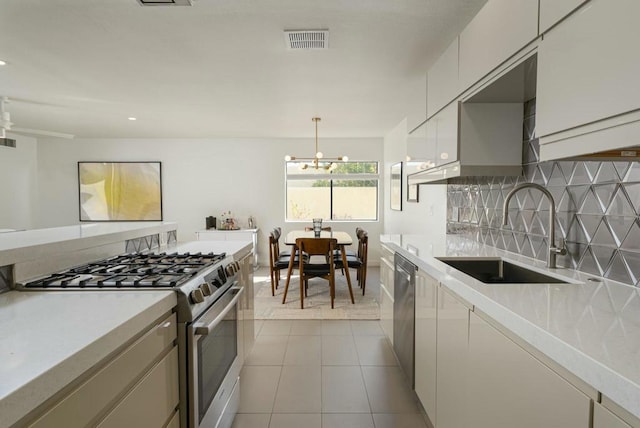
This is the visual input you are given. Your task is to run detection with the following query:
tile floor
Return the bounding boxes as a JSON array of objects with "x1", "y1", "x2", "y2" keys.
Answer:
[{"x1": 232, "y1": 319, "x2": 428, "y2": 428}]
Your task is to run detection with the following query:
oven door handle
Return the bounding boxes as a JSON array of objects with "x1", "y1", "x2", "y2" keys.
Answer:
[{"x1": 193, "y1": 286, "x2": 244, "y2": 336}]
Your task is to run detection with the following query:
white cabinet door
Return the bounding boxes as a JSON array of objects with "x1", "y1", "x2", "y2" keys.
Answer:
[
  {"x1": 379, "y1": 248, "x2": 395, "y2": 345},
  {"x1": 467, "y1": 311, "x2": 591, "y2": 428},
  {"x1": 433, "y1": 102, "x2": 459, "y2": 167},
  {"x1": 239, "y1": 252, "x2": 255, "y2": 359},
  {"x1": 458, "y1": 0, "x2": 538, "y2": 92},
  {"x1": 406, "y1": 72, "x2": 428, "y2": 133},
  {"x1": 537, "y1": 0, "x2": 640, "y2": 141},
  {"x1": 539, "y1": 0, "x2": 588, "y2": 34},
  {"x1": 379, "y1": 284, "x2": 394, "y2": 346},
  {"x1": 427, "y1": 38, "x2": 459, "y2": 117},
  {"x1": 594, "y1": 403, "x2": 633, "y2": 428},
  {"x1": 436, "y1": 286, "x2": 470, "y2": 428},
  {"x1": 406, "y1": 118, "x2": 437, "y2": 163},
  {"x1": 414, "y1": 269, "x2": 437, "y2": 426},
  {"x1": 97, "y1": 349, "x2": 179, "y2": 428}
]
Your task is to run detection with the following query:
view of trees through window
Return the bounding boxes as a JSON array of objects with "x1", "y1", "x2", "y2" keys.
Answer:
[{"x1": 286, "y1": 161, "x2": 378, "y2": 221}]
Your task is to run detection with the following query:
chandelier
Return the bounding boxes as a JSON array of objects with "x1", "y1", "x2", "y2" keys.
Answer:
[{"x1": 284, "y1": 117, "x2": 348, "y2": 170}]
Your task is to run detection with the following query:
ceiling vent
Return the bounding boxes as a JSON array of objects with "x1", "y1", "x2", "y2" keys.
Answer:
[
  {"x1": 137, "y1": 0, "x2": 192, "y2": 6},
  {"x1": 284, "y1": 30, "x2": 329, "y2": 50}
]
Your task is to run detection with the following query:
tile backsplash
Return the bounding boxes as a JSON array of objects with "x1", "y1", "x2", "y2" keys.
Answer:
[{"x1": 447, "y1": 98, "x2": 640, "y2": 287}]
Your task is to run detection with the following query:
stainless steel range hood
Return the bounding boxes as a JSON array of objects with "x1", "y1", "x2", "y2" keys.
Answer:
[
  {"x1": 407, "y1": 101, "x2": 525, "y2": 185},
  {"x1": 408, "y1": 161, "x2": 522, "y2": 186},
  {"x1": 407, "y1": 55, "x2": 535, "y2": 185}
]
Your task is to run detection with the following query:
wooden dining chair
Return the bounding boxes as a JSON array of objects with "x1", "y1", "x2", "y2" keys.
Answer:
[
  {"x1": 334, "y1": 229, "x2": 369, "y2": 295},
  {"x1": 333, "y1": 227, "x2": 361, "y2": 261},
  {"x1": 268, "y1": 228, "x2": 306, "y2": 296},
  {"x1": 274, "y1": 227, "x2": 292, "y2": 257},
  {"x1": 268, "y1": 230, "x2": 284, "y2": 296}
]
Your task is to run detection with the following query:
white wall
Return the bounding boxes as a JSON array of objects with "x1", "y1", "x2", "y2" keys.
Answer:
[
  {"x1": 0, "y1": 133, "x2": 38, "y2": 230},
  {"x1": 35, "y1": 137, "x2": 384, "y2": 265},
  {"x1": 383, "y1": 119, "x2": 447, "y2": 237}
]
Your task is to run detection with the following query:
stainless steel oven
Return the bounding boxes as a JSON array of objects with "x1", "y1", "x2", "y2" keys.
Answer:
[
  {"x1": 186, "y1": 284, "x2": 243, "y2": 428},
  {"x1": 18, "y1": 251, "x2": 245, "y2": 428}
]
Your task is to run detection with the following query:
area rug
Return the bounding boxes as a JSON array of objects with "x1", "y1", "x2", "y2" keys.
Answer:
[{"x1": 253, "y1": 266, "x2": 380, "y2": 320}]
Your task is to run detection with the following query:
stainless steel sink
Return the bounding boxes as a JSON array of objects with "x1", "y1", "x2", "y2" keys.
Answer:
[{"x1": 437, "y1": 257, "x2": 569, "y2": 284}]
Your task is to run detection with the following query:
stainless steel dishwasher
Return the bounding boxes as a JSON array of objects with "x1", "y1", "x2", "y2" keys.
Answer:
[{"x1": 393, "y1": 253, "x2": 417, "y2": 388}]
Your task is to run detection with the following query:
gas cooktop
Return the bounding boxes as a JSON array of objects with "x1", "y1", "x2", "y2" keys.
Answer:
[{"x1": 21, "y1": 252, "x2": 226, "y2": 289}]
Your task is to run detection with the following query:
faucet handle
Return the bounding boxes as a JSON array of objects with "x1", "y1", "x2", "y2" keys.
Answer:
[{"x1": 554, "y1": 238, "x2": 568, "y2": 256}]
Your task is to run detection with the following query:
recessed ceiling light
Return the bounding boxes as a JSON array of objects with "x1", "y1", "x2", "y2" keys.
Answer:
[
  {"x1": 128, "y1": 117, "x2": 137, "y2": 121},
  {"x1": 0, "y1": 60, "x2": 7, "y2": 66}
]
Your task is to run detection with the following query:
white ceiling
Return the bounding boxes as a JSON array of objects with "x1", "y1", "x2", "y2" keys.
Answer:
[{"x1": 0, "y1": 0, "x2": 486, "y2": 139}]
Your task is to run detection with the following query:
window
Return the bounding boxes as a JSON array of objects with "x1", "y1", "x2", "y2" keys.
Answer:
[{"x1": 286, "y1": 161, "x2": 378, "y2": 221}]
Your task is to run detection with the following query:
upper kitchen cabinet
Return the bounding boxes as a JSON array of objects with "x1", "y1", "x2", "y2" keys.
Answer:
[
  {"x1": 433, "y1": 102, "x2": 459, "y2": 167},
  {"x1": 537, "y1": 0, "x2": 640, "y2": 160},
  {"x1": 458, "y1": 0, "x2": 539, "y2": 94},
  {"x1": 406, "y1": 72, "x2": 428, "y2": 133},
  {"x1": 427, "y1": 37, "x2": 459, "y2": 117},
  {"x1": 539, "y1": 0, "x2": 589, "y2": 34},
  {"x1": 406, "y1": 117, "x2": 436, "y2": 163}
]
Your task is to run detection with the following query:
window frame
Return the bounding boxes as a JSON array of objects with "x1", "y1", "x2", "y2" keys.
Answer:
[{"x1": 284, "y1": 161, "x2": 380, "y2": 222}]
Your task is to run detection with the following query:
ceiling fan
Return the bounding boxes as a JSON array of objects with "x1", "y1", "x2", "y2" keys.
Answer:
[{"x1": 0, "y1": 96, "x2": 74, "y2": 147}]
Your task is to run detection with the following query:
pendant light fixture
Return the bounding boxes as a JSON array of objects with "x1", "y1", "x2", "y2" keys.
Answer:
[{"x1": 284, "y1": 117, "x2": 348, "y2": 170}]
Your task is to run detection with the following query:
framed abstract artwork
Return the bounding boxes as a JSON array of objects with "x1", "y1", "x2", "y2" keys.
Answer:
[{"x1": 78, "y1": 161, "x2": 163, "y2": 221}]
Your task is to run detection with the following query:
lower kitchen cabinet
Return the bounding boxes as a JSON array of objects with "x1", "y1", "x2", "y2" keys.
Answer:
[
  {"x1": 379, "y1": 245, "x2": 395, "y2": 344},
  {"x1": 467, "y1": 310, "x2": 591, "y2": 428},
  {"x1": 594, "y1": 403, "x2": 633, "y2": 428},
  {"x1": 414, "y1": 268, "x2": 437, "y2": 426},
  {"x1": 436, "y1": 286, "x2": 471, "y2": 428},
  {"x1": 237, "y1": 247, "x2": 255, "y2": 361},
  {"x1": 27, "y1": 312, "x2": 179, "y2": 428}
]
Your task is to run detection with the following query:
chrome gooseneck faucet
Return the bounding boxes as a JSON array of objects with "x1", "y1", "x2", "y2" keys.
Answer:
[{"x1": 502, "y1": 183, "x2": 567, "y2": 269}]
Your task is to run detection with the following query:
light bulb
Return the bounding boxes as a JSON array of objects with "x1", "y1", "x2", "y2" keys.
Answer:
[
  {"x1": 316, "y1": 151, "x2": 324, "y2": 159},
  {"x1": 284, "y1": 155, "x2": 292, "y2": 161},
  {"x1": 342, "y1": 156, "x2": 349, "y2": 162},
  {"x1": 299, "y1": 163, "x2": 308, "y2": 170},
  {"x1": 440, "y1": 152, "x2": 449, "y2": 160},
  {"x1": 406, "y1": 156, "x2": 412, "y2": 162}
]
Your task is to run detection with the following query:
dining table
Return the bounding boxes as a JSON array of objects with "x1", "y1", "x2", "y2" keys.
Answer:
[{"x1": 282, "y1": 230, "x2": 354, "y2": 307}]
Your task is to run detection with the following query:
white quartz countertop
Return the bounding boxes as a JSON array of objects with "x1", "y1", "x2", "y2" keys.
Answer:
[
  {"x1": 381, "y1": 234, "x2": 640, "y2": 420},
  {"x1": 0, "y1": 290, "x2": 176, "y2": 427},
  {"x1": 0, "y1": 222, "x2": 178, "y2": 266}
]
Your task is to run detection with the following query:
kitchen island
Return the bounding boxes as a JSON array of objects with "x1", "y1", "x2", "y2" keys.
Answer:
[
  {"x1": 0, "y1": 221, "x2": 254, "y2": 427},
  {"x1": 0, "y1": 289, "x2": 177, "y2": 427},
  {"x1": 382, "y1": 234, "x2": 640, "y2": 426}
]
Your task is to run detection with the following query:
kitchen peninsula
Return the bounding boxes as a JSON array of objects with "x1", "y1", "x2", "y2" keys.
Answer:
[{"x1": 0, "y1": 223, "x2": 254, "y2": 428}]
